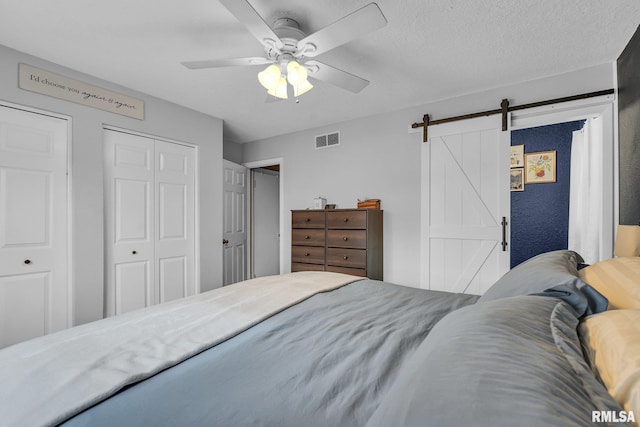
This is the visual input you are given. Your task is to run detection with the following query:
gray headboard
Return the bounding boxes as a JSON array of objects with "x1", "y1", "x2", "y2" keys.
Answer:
[{"x1": 618, "y1": 24, "x2": 640, "y2": 225}]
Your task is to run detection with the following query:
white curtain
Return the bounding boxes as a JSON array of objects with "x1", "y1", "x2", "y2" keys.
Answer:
[{"x1": 568, "y1": 116, "x2": 603, "y2": 264}]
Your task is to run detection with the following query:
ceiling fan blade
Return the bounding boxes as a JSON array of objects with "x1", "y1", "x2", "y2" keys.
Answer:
[
  {"x1": 181, "y1": 57, "x2": 272, "y2": 69},
  {"x1": 296, "y1": 3, "x2": 387, "y2": 58},
  {"x1": 219, "y1": 0, "x2": 283, "y2": 50},
  {"x1": 305, "y1": 60, "x2": 369, "y2": 93}
]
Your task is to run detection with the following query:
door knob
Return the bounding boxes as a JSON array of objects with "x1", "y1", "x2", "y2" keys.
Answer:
[
  {"x1": 24, "y1": 259, "x2": 31, "y2": 265},
  {"x1": 132, "y1": 250, "x2": 137, "y2": 255},
  {"x1": 223, "y1": 239, "x2": 229, "y2": 245}
]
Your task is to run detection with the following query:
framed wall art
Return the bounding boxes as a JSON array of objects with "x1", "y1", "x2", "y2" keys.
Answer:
[
  {"x1": 510, "y1": 168, "x2": 524, "y2": 191},
  {"x1": 510, "y1": 144, "x2": 524, "y2": 168},
  {"x1": 525, "y1": 150, "x2": 556, "y2": 184}
]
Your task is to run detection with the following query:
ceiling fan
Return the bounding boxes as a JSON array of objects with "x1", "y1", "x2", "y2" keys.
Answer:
[{"x1": 181, "y1": 0, "x2": 388, "y2": 99}]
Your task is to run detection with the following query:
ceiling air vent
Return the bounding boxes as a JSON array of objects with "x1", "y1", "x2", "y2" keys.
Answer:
[{"x1": 315, "y1": 131, "x2": 340, "y2": 149}]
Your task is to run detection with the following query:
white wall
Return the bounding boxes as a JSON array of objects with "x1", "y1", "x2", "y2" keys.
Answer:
[
  {"x1": 242, "y1": 63, "x2": 615, "y2": 288},
  {"x1": 0, "y1": 45, "x2": 224, "y2": 326}
]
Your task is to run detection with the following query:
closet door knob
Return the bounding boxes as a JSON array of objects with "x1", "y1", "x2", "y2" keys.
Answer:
[
  {"x1": 132, "y1": 250, "x2": 137, "y2": 255},
  {"x1": 24, "y1": 259, "x2": 31, "y2": 265}
]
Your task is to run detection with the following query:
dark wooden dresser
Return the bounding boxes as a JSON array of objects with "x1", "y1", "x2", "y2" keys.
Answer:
[{"x1": 291, "y1": 209, "x2": 383, "y2": 280}]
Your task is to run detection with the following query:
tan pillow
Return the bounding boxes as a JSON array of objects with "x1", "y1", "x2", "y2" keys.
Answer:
[
  {"x1": 580, "y1": 310, "x2": 640, "y2": 420},
  {"x1": 579, "y1": 257, "x2": 640, "y2": 310}
]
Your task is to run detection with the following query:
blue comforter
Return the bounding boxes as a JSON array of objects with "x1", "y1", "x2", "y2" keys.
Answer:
[
  {"x1": 63, "y1": 252, "x2": 623, "y2": 427},
  {"x1": 63, "y1": 280, "x2": 477, "y2": 426},
  {"x1": 366, "y1": 295, "x2": 624, "y2": 426}
]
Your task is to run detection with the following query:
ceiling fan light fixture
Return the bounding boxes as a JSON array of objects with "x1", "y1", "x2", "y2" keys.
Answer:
[
  {"x1": 293, "y1": 79, "x2": 313, "y2": 97},
  {"x1": 258, "y1": 64, "x2": 281, "y2": 90},
  {"x1": 267, "y1": 76, "x2": 288, "y2": 99},
  {"x1": 286, "y1": 61, "x2": 308, "y2": 86}
]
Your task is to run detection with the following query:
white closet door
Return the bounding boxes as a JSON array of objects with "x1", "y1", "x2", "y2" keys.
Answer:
[
  {"x1": 222, "y1": 160, "x2": 247, "y2": 286},
  {"x1": 0, "y1": 105, "x2": 69, "y2": 348},
  {"x1": 155, "y1": 140, "x2": 195, "y2": 303},
  {"x1": 104, "y1": 131, "x2": 155, "y2": 316},
  {"x1": 421, "y1": 116, "x2": 510, "y2": 294},
  {"x1": 105, "y1": 130, "x2": 196, "y2": 315}
]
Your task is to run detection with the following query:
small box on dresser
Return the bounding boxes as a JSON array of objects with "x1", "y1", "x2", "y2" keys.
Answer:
[{"x1": 291, "y1": 209, "x2": 383, "y2": 280}]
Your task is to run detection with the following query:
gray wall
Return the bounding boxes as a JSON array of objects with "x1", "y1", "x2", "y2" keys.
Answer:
[
  {"x1": 242, "y1": 63, "x2": 615, "y2": 288},
  {"x1": 0, "y1": 45, "x2": 224, "y2": 326},
  {"x1": 223, "y1": 140, "x2": 243, "y2": 163},
  {"x1": 252, "y1": 168, "x2": 280, "y2": 278}
]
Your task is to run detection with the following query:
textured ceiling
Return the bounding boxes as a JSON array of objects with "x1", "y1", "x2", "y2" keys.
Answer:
[{"x1": 0, "y1": 0, "x2": 638, "y2": 143}]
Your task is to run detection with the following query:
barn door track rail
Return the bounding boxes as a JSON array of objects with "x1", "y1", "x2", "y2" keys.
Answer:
[{"x1": 411, "y1": 89, "x2": 614, "y2": 142}]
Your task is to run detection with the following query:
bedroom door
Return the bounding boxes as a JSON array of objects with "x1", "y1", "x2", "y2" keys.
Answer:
[
  {"x1": 222, "y1": 160, "x2": 247, "y2": 285},
  {"x1": 104, "y1": 129, "x2": 196, "y2": 316},
  {"x1": 421, "y1": 115, "x2": 510, "y2": 294},
  {"x1": 0, "y1": 105, "x2": 70, "y2": 348}
]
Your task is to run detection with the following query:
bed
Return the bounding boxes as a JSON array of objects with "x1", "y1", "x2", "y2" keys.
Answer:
[{"x1": 1, "y1": 250, "x2": 638, "y2": 426}]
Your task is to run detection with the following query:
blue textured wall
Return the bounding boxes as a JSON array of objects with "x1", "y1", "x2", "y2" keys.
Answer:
[{"x1": 510, "y1": 120, "x2": 585, "y2": 267}]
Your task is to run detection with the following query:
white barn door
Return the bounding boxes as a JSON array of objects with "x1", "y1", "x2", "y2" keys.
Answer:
[
  {"x1": 222, "y1": 160, "x2": 247, "y2": 286},
  {"x1": 0, "y1": 105, "x2": 69, "y2": 348},
  {"x1": 421, "y1": 116, "x2": 510, "y2": 294},
  {"x1": 104, "y1": 130, "x2": 195, "y2": 316}
]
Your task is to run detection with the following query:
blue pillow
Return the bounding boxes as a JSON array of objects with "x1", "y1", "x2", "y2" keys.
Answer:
[{"x1": 478, "y1": 250, "x2": 607, "y2": 316}]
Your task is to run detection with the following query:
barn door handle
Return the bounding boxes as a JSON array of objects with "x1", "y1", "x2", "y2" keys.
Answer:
[{"x1": 501, "y1": 217, "x2": 508, "y2": 251}]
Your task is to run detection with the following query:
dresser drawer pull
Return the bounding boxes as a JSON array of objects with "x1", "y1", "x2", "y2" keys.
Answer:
[
  {"x1": 305, "y1": 252, "x2": 311, "y2": 257},
  {"x1": 343, "y1": 255, "x2": 349, "y2": 260},
  {"x1": 305, "y1": 235, "x2": 311, "y2": 239},
  {"x1": 343, "y1": 236, "x2": 349, "y2": 241},
  {"x1": 343, "y1": 218, "x2": 349, "y2": 222},
  {"x1": 305, "y1": 218, "x2": 311, "y2": 222}
]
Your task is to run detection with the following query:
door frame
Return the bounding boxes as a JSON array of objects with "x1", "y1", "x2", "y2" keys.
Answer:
[
  {"x1": 103, "y1": 125, "x2": 201, "y2": 296},
  {"x1": 509, "y1": 93, "x2": 616, "y2": 259},
  {"x1": 243, "y1": 157, "x2": 285, "y2": 278},
  {"x1": 0, "y1": 100, "x2": 74, "y2": 327},
  {"x1": 250, "y1": 167, "x2": 280, "y2": 278}
]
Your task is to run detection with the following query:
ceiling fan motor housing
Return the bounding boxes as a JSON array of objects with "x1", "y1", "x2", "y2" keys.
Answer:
[{"x1": 265, "y1": 18, "x2": 311, "y2": 62}]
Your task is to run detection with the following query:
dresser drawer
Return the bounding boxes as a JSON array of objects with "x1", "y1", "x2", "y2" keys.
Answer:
[
  {"x1": 326, "y1": 229, "x2": 366, "y2": 249},
  {"x1": 326, "y1": 247, "x2": 367, "y2": 268},
  {"x1": 326, "y1": 265, "x2": 367, "y2": 277},
  {"x1": 291, "y1": 262, "x2": 325, "y2": 272},
  {"x1": 292, "y1": 211, "x2": 325, "y2": 229},
  {"x1": 327, "y1": 210, "x2": 366, "y2": 229},
  {"x1": 292, "y1": 229, "x2": 325, "y2": 247},
  {"x1": 291, "y1": 245, "x2": 325, "y2": 264}
]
